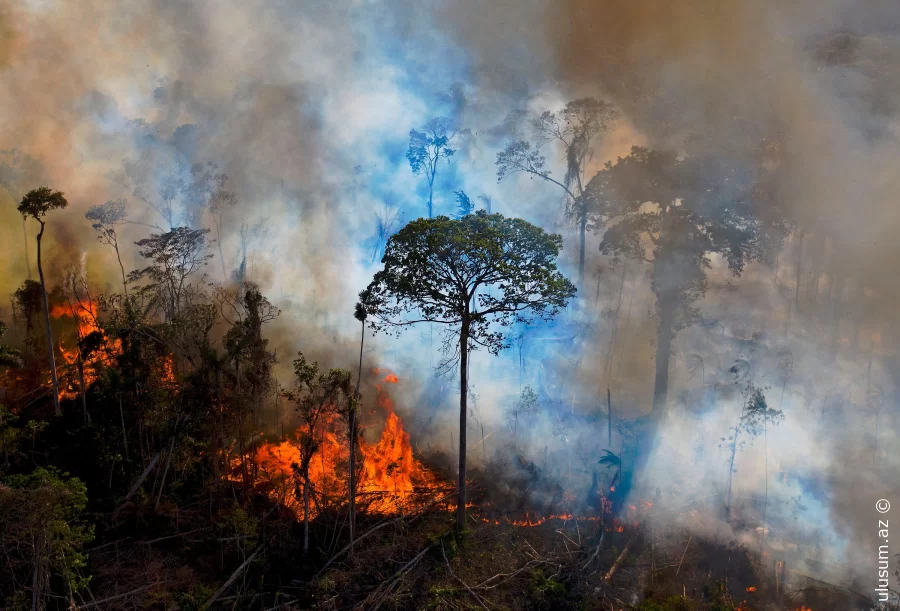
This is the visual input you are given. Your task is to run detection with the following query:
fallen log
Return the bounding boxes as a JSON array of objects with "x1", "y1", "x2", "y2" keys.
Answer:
[
  {"x1": 200, "y1": 547, "x2": 262, "y2": 610},
  {"x1": 113, "y1": 452, "x2": 160, "y2": 518},
  {"x1": 603, "y1": 531, "x2": 638, "y2": 581}
]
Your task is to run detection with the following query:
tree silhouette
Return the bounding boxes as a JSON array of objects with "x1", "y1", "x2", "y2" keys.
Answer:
[
  {"x1": 407, "y1": 117, "x2": 457, "y2": 218},
  {"x1": 0, "y1": 323, "x2": 22, "y2": 369},
  {"x1": 454, "y1": 190, "x2": 474, "y2": 218},
  {"x1": 359, "y1": 210, "x2": 575, "y2": 529},
  {"x1": 86, "y1": 199, "x2": 130, "y2": 295},
  {"x1": 496, "y1": 98, "x2": 618, "y2": 289},
  {"x1": 285, "y1": 354, "x2": 352, "y2": 554},
  {"x1": 720, "y1": 361, "x2": 783, "y2": 522},
  {"x1": 590, "y1": 145, "x2": 785, "y2": 421},
  {"x1": 0, "y1": 149, "x2": 43, "y2": 280},
  {"x1": 128, "y1": 227, "x2": 213, "y2": 320},
  {"x1": 18, "y1": 187, "x2": 68, "y2": 417}
]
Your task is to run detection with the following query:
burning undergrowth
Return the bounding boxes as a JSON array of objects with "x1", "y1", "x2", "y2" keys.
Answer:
[
  {"x1": 239, "y1": 368, "x2": 638, "y2": 531},
  {"x1": 241, "y1": 371, "x2": 446, "y2": 520}
]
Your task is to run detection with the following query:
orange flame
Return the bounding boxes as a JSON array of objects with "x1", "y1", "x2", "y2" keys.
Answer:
[
  {"x1": 745, "y1": 586, "x2": 757, "y2": 592},
  {"x1": 248, "y1": 372, "x2": 441, "y2": 519},
  {"x1": 50, "y1": 302, "x2": 121, "y2": 400}
]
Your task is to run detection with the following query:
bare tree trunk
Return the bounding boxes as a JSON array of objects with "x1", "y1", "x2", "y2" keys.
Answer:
[
  {"x1": 303, "y1": 472, "x2": 311, "y2": 554},
  {"x1": 31, "y1": 534, "x2": 42, "y2": 611},
  {"x1": 456, "y1": 317, "x2": 469, "y2": 531},
  {"x1": 78, "y1": 361, "x2": 90, "y2": 424},
  {"x1": 119, "y1": 393, "x2": 129, "y2": 461},
  {"x1": 200, "y1": 547, "x2": 261, "y2": 611},
  {"x1": 578, "y1": 208, "x2": 587, "y2": 291},
  {"x1": 427, "y1": 170, "x2": 435, "y2": 219},
  {"x1": 23, "y1": 217, "x2": 32, "y2": 280},
  {"x1": 155, "y1": 422, "x2": 178, "y2": 511},
  {"x1": 607, "y1": 388, "x2": 613, "y2": 448},
  {"x1": 36, "y1": 221, "x2": 61, "y2": 417},
  {"x1": 350, "y1": 318, "x2": 365, "y2": 554},
  {"x1": 725, "y1": 428, "x2": 741, "y2": 522},
  {"x1": 651, "y1": 304, "x2": 675, "y2": 417},
  {"x1": 114, "y1": 242, "x2": 128, "y2": 297},
  {"x1": 217, "y1": 228, "x2": 228, "y2": 283}
]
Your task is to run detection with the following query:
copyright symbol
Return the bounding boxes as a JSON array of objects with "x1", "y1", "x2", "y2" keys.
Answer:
[{"x1": 877, "y1": 499, "x2": 891, "y2": 514}]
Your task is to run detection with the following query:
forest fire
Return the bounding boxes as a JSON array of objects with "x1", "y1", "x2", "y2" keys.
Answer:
[
  {"x1": 49, "y1": 302, "x2": 121, "y2": 400},
  {"x1": 249, "y1": 372, "x2": 443, "y2": 519}
]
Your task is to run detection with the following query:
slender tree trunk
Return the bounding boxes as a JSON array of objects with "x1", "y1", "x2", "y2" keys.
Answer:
[
  {"x1": 427, "y1": 172, "x2": 435, "y2": 219},
  {"x1": 23, "y1": 217, "x2": 32, "y2": 280},
  {"x1": 156, "y1": 423, "x2": 178, "y2": 511},
  {"x1": 456, "y1": 316, "x2": 469, "y2": 531},
  {"x1": 578, "y1": 208, "x2": 587, "y2": 291},
  {"x1": 303, "y1": 471, "x2": 311, "y2": 554},
  {"x1": 31, "y1": 534, "x2": 42, "y2": 611},
  {"x1": 350, "y1": 319, "x2": 365, "y2": 553},
  {"x1": 114, "y1": 242, "x2": 128, "y2": 297},
  {"x1": 651, "y1": 304, "x2": 675, "y2": 417},
  {"x1": 119, "y1": 393, "x2": 129, "y2": 461},
  {"x1": 36, "y1": 221, "x2": 61, "y2": 417},
  {"x1": 217, "y1": 222, "x2": 228, "y2": 283},
  {"x1": 79, "y1": 361, "x2": 89, "y2": 424},
  {"x1": 725, "y1": 428, "x2": 740, "y2": 522},
  {"x1": 607, "y1": 388, "x2": 612, "y2": 448},
  {"x1": 760, "y1": 413, "x2": 768, "y2": 560}
]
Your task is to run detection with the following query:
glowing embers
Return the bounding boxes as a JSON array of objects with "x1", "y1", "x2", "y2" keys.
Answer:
[{"x1": 250, "y1": 371, "x2": 442, "y2": 519}]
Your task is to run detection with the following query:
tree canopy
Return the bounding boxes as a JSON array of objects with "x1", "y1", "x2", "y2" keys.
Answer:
[
  {"x1": 17, "y1": 186, "x2": 68, "y2": 222},
  {"x1": 359, "y1": 210, "x2": 576, "y2": 354}
]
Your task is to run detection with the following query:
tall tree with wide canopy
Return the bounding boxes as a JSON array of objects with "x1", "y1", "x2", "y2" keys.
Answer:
[
  {"x1": 18, "y1": 187, "x2": 68, "y2": 417},
  {"x1": 359, "y1": 210, "x2": 576, "y2": 530},
  {"x1": 588, "y1": 144, "x2": 785, "y2": 425}
]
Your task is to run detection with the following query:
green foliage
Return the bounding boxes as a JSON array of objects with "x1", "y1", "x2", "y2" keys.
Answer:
[
  {"x1": 359, "y1": 210, "x2": 576, "y2": 355},
  {"x1": 0, "y1": 322, "x2": 22, "y2": 368},
  {"x1": 217, "y1": 505, "x2": 259, "y2": 540},
  {"x1": 528, "y1": 568, "x2": 569, "y2": 608},
  {"x1": 17, "y1": 186, "x2": 68, "y2": 221},
  {"x1": 286, "y1": 353, "x2": 353, "y2": 504},
  {"x1": 0, "y1": 467, "x2": 94, "y2": 600}
]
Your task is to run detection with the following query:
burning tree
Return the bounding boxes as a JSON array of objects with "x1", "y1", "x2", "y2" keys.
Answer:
[
  {"x1": 285, "y1": 353, "x2": 353, "y2": 554},
  {"x1": 17, "y1": 187, "x2": 68, "y2": 417},
  {"x1": 359, "y1": 210, "x2": 576, "y2": 530}
]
